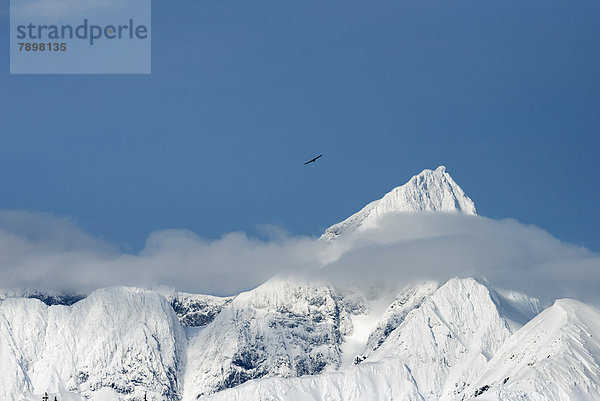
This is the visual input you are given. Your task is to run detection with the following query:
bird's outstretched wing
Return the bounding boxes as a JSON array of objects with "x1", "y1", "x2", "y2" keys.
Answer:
[{"x1": 304, "y1": 154, "x2": 323, "y2": 165}]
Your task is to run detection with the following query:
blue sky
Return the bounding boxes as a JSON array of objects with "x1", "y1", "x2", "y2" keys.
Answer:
[{"x1": 1, "y1": 0, "x2": 599, "y2": 251}]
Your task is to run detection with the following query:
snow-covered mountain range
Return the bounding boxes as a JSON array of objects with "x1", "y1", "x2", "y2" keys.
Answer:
[{"x1": 1, "y1": 167, "x2": 599, "y2": 401}]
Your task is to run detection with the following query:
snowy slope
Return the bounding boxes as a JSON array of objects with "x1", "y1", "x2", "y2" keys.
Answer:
[
  {"x1": 365, "y1": 278, "x2": 517, "y2": 400},
  {"x1": 361, "y1": 282, "x2": 439, "y2": 359},
  {"x1": 322, "y1": 166, "x2": 477, "y2": 240},
  {"x1": 199, "y1": 358, "x2": 425, "y2": 401},
  {"x1": 0, "y1": 288, "x2": 186, "y2": 401},
  {"x1": 461, "y1": 299, "x2": 600, "y2": 401}
]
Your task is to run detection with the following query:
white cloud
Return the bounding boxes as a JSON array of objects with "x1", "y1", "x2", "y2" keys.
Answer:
[
  {"x1": 316, "y1": 214, "x2": 599, "y2": 306},
  {"x1": 0, "y1": 210, "x2": 598, "y2": 306}
]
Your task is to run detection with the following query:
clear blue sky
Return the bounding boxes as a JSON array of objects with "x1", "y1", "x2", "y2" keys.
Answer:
[{"x1": 1, "y1": 0, "x2": 599, "y2": 251}]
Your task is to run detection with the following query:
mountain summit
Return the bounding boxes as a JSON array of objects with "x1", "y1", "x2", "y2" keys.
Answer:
[{"x1": 322, "y1": 166, "x2": 477, "y2": 240}]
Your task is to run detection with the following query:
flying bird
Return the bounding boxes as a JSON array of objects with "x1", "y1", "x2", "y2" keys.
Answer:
[{"x1": 304, "y1": 154, "x2": 323, "y2": 165}]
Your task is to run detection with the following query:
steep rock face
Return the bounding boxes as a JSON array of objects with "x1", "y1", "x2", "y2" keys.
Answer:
[
  {"x1": 462, "y1": 299, "x2": 600, "y2": 401},
  {"x1": 168, "y1": 293, "x2": 234, "y2": 327},
  {"x1": 0, "y1": 288, "x2": 186, "y2": 401},
  {"x1": 182, "y1": 278, "x2": 366, "y2": 400},
  {"x1": 322, "y1": 166, "x2": 477, "y2": 240}
]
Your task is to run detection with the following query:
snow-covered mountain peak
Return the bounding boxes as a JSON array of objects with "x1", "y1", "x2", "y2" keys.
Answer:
[
  {"x1": 182, "y1": 277, "x2": 366, "y2": 400},
  {"x1": 462, "y1": 298, "x2": 600, "y2": 400},
  {"x1": 322, "y1": 166, "x2": 477, "y2": 240}
]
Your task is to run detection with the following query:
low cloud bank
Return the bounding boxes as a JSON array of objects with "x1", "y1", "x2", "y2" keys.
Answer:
[
  {"x1": 316, "y1": 214, "x2": 599, "y2": 305},
  {"x1": 0, "y1": 210, "x2": 598, "y2": 305}
]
